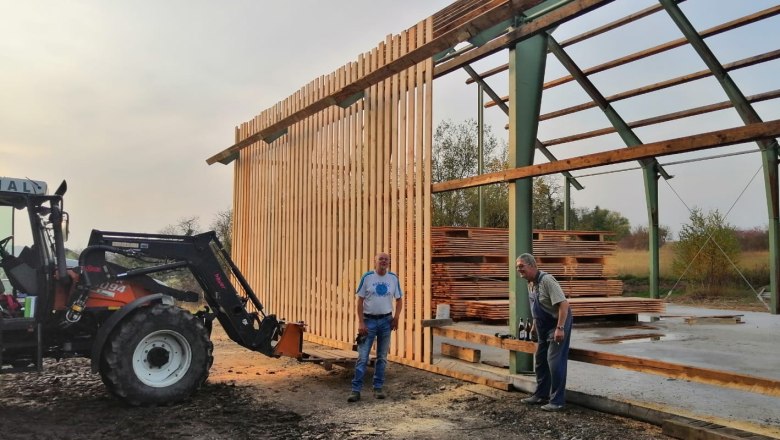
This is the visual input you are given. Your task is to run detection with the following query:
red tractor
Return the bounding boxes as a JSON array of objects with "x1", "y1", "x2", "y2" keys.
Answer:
[{"x1": 0, "y1": 177, "x2": 303, "y2": 405}]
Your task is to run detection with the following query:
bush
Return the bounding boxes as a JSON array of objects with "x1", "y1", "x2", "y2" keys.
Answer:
[
  {"x1": 672, "y1": 208, "x2": 741, "y2": 290},
  {"x1": 735, "y1": 227, "x2": 768, "y2": 251},
  {"x1": 618, "y1": 225, "x2": 672, "y2": 249}
]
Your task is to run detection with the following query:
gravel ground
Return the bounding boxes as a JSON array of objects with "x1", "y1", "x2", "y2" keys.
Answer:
[{"x1": 0, "y1": 326, "x2": 671, "y2": 440}]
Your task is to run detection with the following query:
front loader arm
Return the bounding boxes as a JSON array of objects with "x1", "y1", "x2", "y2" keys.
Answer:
[{"x1": 81, "y1": 230, "x2": 301, "y2": 357}]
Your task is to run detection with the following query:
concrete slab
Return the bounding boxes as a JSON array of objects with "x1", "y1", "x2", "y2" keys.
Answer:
[{"x1": 432, "y1": 304, "x2": 780, "y2": 438}]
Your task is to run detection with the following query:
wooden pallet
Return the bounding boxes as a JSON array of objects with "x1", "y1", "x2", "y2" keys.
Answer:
[{"x1": 300, "y1": 348, "x2": 359, "y2": 370}]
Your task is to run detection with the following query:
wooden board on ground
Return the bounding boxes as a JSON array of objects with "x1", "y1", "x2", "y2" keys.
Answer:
[
  {"x1": 662, "y1": 416, "x2": 775, "y2": 440},
  {"x1": 684, "y1": 315, "x2": 744, "y2": 325},
  {"x1": 441, "y1": 342, "x2": 481, "y2": 363}
]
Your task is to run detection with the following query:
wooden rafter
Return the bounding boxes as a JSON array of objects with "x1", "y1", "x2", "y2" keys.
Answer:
[{"x1": 431, "y1": 120, "x2": 780, "y2": 193}]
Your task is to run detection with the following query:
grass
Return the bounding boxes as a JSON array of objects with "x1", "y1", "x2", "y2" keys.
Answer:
[{"x1": 610, "y1": 246, "x2": 771, "y2": 311}]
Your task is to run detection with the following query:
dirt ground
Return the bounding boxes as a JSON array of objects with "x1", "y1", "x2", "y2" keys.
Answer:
[{"x1": 0, "y1": 325, "x2": 670, "y2": 440}]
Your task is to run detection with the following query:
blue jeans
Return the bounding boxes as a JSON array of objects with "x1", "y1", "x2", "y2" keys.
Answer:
[
  {"x1": 533, "y1": 314, "x2": 573, "y2": 406},
  {"x1": 351, "y1": 315, "x2": 392, "y2": 392}
]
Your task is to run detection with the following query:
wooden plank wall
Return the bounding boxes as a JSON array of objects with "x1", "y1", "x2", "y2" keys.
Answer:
[{"x1": 231, "y1": 18, "x2": 434, "y2": 364}]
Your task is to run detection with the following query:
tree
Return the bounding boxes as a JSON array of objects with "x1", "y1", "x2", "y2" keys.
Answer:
[
  {"x1": 572, "y1": 205, "x2": 631, "y2": 241},
  {"x1": 210, "y1": 209, "x2": 233, "y2": 255},
  {"x1": 619, "y1": 225, "x2": 672, "y2": 249},
  {"x1": 672, "y1": 208, "x2": 741, "y2": 290},
  {"x1": 159, "y1": 216, "x2": 201, "y2": 236},
  {"x1": 533, "y1": 175, "x2": 564, "y2": 230},
  {"x1": 432, "y1": 119, "x2": 504, "y2": 227}
]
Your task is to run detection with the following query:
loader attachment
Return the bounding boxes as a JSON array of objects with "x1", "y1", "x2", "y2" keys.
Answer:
[{"x1": 84, "y1": 230, "x2": 304, "y2": 358}]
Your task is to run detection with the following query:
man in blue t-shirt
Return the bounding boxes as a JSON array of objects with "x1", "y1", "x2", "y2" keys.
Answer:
[{"x1": 348, "y1": 252, "x2": 403, "y2": 402}]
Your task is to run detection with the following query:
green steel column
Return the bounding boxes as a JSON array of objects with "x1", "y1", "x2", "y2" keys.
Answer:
[
  {"x1": 644, "y1": 164, "x2": 660, "y2": 299},
  {"x1": 763, "y1": 144, "x2": 780, "y2": 314},
  {"x1": 508, "y1": 33, "x2": 548, "y2": 374},
  {"x1": 660, "y1": 0, "x2": 780, "y2": 313}
]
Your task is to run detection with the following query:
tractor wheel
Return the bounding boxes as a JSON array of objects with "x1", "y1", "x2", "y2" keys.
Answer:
[{"x1": 101, "y1": 304, "x2": 213, "y2": 406}]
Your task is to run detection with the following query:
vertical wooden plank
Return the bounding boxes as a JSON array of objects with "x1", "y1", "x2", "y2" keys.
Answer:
[
  {"x1": 414, "y1": 20, "x2": 425, "y2": 362},
  {"x1": 305, "y1": 81, "x2": 314, "y2": 335},
  {"x1": 383, "y1": 35, "x2": 392, "y2": 259},
  {"x1": 371, "y1": 41, "x2": 387, "y2": 254},
  {"x1": 315, "y1": 75, "x2": 324, "y2": 337},
  {"x1": 325, "y1": 73, "x2": 337, "y2": 339},
  {"x1": 388, "y1": 34, "x2": 400, "y2": 357},
  {"x1": 368, "y1": 47, "x2": 379, "y2": 265},
  {"x1": 337, "y1": 66, "x2": 346, "y2": 343},
  {"x1": 353, "y1": 54, "x2": 365, "y2": 341},
  {"x1": 352, "y1": 59, "x2": 361, "y2": 341},
  {"x1": 300, "y1": 84, "x2": 309, "y2": 330},
  {"x1": 362, "y1": 52, "x2": 370, "y2": 282},
  {"x1": 423, "y1": 18, "x2": 434, "y2": 363},
  {"x1": 396, "y1": 30, "x2": 408, "y2": 359},
  {"x1": 405, "y1": 24, "x2": 417, "y2": 361},
  {"x1": 307, "y1": 82, "x2": 316, "y2": 333}
]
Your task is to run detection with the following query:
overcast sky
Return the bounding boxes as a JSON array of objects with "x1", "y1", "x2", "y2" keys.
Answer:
[{"x1": 1, "y1": 0, "x2": 778, "y2": 249}]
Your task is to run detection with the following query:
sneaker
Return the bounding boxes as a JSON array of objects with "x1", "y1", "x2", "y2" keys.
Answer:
[
  {"x1": 373, "y1": 388, "x2": 386, "y2": 399},
  {"x1": 541, "y1": 403, "x2": 564, "y2": 412},
  {"x1": 347, "y1": 391, "x2": 361, "y2": 403},
  {"x1": 521, "y1": 395, "x2": 546, "y2": 405}
]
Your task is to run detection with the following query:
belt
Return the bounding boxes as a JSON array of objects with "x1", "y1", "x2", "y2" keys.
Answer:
[{"x1": 364, "y1": 313, "x2": 392, "y2": 319}]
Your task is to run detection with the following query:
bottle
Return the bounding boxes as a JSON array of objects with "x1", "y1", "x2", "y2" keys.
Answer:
[
  {"x1": 526, "y1": 319, "x2": 535, "y2": 342},
  {"x1": 517, "y1": 318, "x2": 526, "y2": 341}
]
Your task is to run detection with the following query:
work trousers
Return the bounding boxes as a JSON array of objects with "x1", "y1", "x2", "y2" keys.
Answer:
[
  {"x1": 533, "y1": 314, "x2": 573, "y2": 406},
  {"x1": 351, "y1": 314, "x2": 392, "y2": 392}
]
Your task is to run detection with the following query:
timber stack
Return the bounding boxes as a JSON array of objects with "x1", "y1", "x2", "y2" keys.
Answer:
[{"x1": 431, "y1": 227, "x2": 664, "y2": 321}]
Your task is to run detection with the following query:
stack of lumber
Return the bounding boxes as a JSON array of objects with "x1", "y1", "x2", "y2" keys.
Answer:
[{"x1": 431, "y1": 227, "x2": 663, "y2": 321}]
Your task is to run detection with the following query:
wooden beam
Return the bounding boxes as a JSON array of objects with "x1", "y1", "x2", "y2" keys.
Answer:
[
  {"x1": 569, "y1": 348, "x2": 780, "y2": 398},
  {"x1": 431, "y1": 120, "x2": 780, "y2": 193},
  {"x1": 433, "y1": 326, "x2": 780, "y2": 397},
  {"x1": 441, "y1": 342, "x2": 481, "y2": 363},
  {"x1": 542, "y1": 89, "x2": 780, "y2": 147},
  {"x1": 422, "y1": 318, "x2": 455, "y2": 327},
  {"x1": 433, "y1": 326, "x2": 537, "y2": 353},
  {"x1": 207, "y1": 0, "x2": 544, "y2": 165}
]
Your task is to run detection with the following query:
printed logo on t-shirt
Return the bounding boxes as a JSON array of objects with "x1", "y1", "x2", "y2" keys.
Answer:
[{"x1": 374, "y1": 282, "x2": 389, "y2": 296}]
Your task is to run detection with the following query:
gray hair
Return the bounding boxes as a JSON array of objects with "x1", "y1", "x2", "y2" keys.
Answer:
[{"x1": 516, "y1": 253, "x2": 537, "y2": 267}]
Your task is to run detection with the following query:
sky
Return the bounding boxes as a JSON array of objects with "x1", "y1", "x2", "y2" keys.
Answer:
[{"x1": 1, "y1": 0, "x2": 778, "y2": 249}]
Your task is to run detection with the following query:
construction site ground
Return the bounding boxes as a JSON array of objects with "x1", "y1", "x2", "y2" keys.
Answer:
[
  {"x1": 0, "y1": 303, "x2": 776, "y2": 439},
  {"x1": 0, "y1": 327, "x2": 664, "y2": 440}
]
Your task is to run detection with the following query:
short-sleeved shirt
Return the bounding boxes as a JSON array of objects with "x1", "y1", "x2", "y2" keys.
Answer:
[
  {"x1": 529, "y1": 270, "x2": 567, "y2": 318},
  {"x1": 356, "y1": 271, "x2": 403, "y2": 315}
]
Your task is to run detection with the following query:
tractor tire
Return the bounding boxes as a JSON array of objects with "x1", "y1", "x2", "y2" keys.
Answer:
[{"x1": 100, "y1": 304, "x2": 213, "y2": 406}]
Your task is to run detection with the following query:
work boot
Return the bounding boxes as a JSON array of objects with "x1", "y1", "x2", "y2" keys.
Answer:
[
  {"x1": 521, "y1": 395, "x2": 546, "y2": 405},
  {"x1": 373, "y1": 388, "x2": 386, "y2": 399},
  {"x1": 347, "y1": 391, "x2": 361, "y2": 403},
  {"x1": 541, "y1": 403, "x2": 564, "y2": 412}
]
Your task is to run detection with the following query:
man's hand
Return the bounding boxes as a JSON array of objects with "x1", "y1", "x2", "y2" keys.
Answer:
[
  {"x1": 391, "y1": 316, "x2": 399, "y2": 331},
  {"x1": 358, "y1": 322, "x2": 368, "y2": 335}
]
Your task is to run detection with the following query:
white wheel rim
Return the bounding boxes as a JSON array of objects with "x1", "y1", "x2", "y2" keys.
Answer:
[{"x1": 132, "y1": 330, "x2": 192, "y2": 388}]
